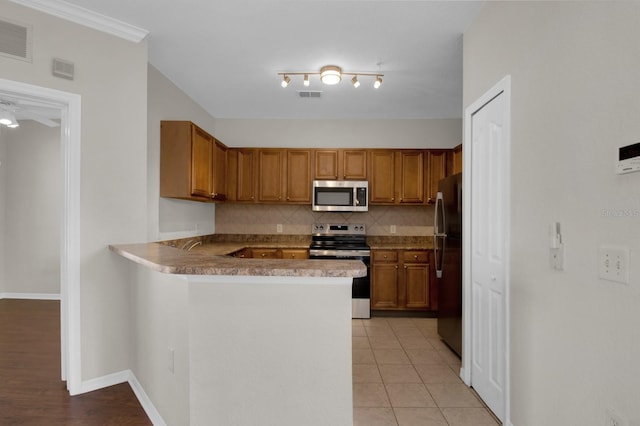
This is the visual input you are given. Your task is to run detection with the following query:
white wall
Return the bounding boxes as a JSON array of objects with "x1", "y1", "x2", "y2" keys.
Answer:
[
  {"x1": 131, "y1": 265, "x2": 190, "y2": 426},
  {"x1": 0, "y1": 0, "x2": 148, "y2": 381},
  {"x1": 213, "y1": 117, "x2": 461, "y2": 149},
  {"x1": 464, "y1": 2, "x2": 640, "y2": 425},
  {"x1": 147, "y1": 65, "x2": 218, "y2": 241},
  {"x1": 2, "y1": 121, "x2": 60, "y2": 295}
]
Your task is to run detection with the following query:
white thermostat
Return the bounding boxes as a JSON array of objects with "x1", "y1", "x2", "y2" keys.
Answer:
[{"x1": 616, "y1": 142, "x2": 640, "y2": 174}]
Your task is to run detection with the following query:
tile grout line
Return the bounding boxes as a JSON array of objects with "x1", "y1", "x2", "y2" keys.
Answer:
[
  {"x1": 390, "y1": 319, "x2": 453, "y2": 426},
  {"x1": 355, "y1": 317, "x2": 498, "y2": 425}
]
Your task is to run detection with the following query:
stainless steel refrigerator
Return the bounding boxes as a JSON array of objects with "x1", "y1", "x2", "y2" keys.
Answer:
[{"x1": 433, "y1": 172, "x2": 462, "y2": 357}]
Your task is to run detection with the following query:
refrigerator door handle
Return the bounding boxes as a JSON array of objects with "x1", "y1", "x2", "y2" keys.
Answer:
[{"x1": 433, "y1": 191, "x2": 446, "y2": 278}]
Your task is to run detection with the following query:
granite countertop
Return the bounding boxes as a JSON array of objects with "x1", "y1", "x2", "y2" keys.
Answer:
[
  {"x1": 109, "y1": 234, "x2": 432, "y2": 277},
  {"x1": 109, "y1": 242, "x2": 366, "y2": 278}
]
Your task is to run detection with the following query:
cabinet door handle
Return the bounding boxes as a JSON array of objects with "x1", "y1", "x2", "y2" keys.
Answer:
[
  {"x1": 414, "y1": 255, "x2": 418, "y2": 260},
  {"x1": 261, "y1": 253, "x2": 266, "y2": 257},
  {"x1": 404, "y1": 265, "x2": 407, "y2": 269},
  {"x1": 395, "y1": 265, "x2": 398, "y2": 269}
]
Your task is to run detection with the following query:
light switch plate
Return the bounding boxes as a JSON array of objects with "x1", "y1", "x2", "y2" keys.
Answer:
[
  {"x1": 550, "y1": 244, "x2": 564, "y2": 270},
  {"x1": 599, "y1": 246, "x2": 630, "y2": 284}
]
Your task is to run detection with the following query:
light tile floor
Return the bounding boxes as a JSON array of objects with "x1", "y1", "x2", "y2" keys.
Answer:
[{"x1": 352, "y1": 317, "x2": 500, "y2": 426}]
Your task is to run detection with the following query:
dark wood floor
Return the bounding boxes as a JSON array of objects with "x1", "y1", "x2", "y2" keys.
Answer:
[{"x1": 0, "y1": 299, "x2": 152, "y2": 425}]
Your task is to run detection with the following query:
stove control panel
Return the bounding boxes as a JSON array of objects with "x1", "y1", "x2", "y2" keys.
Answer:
[{"x1": 312, "y1": 223, "x2": 366, "y2": 235}]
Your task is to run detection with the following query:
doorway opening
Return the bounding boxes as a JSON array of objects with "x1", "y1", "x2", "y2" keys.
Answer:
[{"x1": 0, "y1": 78, "x2": 82, "y2": 395}]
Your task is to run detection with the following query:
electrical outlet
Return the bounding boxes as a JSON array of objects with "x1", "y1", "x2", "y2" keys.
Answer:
[
  {"x1": 605, "y1": 407, "x2": 628, "y2": 426},
  {"x1": 276, "y1": 224, "x2": 283, "y2": 233},
  {"x1": 599, "y1": 246, "x2": 630, "y2": 284},
  {"x1": 390, "y1": 225, "x2": 397, "y2": 234}
]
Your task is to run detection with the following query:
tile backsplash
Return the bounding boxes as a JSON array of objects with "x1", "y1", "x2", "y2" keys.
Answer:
[{"x1": 215, "y1": 204, "x2": 434, "y2": 236}]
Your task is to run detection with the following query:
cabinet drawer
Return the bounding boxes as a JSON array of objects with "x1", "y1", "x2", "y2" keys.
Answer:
[
  {"x1": 372, "y1": 250, "x2": 398, "y2": 263},
  {"x1": 280, "y1": 249, "x2": 309, "y2": 259},
  {"x1": 251, "y1": 248, "x2": 280, "y2": 259},
  {"x1": 403, "y1": 251, "x2": 429, "y2": 263}
]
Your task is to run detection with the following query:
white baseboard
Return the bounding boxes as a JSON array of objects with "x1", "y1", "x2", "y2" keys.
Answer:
[
  {"x1": 128, "y1": 372, "x2": 167, "y2": 426},
  {"x1": 0, "y1": 292, "x2": 61, "y2": 300},
  {"x1": 80, "y1": 370, "x2": 166, "y2": 426},
  {"x1": 80, "y1": 369, "x2": 130, "y2": 393}
]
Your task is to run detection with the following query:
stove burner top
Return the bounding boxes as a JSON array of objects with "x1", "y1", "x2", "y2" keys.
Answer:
[{"x1": 310, "y1": 223, "x2": 370, "y2": 254}]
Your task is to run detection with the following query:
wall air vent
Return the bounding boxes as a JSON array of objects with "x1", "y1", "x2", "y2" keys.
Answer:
[
  {"x1": 52, "y1": 58, "x2": 75, "y2": 80},
  {"x1": 0, "y1": 17, "x2": 32, "y2": 62},
  {"x1": 297, "y1": 91, "x2": 322, "y2": 98}
]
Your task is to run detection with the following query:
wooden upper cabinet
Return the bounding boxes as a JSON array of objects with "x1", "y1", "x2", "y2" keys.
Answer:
[
  {"x1": 342, "y1": 150, "x2": 367, "y2": 180},
  {"x1": 257, "y1": 149, "x2": 312, "y2": 204},
  {"x1": 314, "y1": 150, "x2": 339, "y2": 180},
  {"x1": 398, "y1": 150, "x2": 425, "y2": 204},
  {"x1": 313, "y1": 149, "x2": 367, "y2": 180},
  {"x1": 286, "y1": 150, "x2": 312, "y2": 203},
  {"x1": 258, "y1": 149, "x2": 285, "y2": 202},
  {"x1": 369, "y1": 150, "x2": 396, "y2": 203},
  {"x1": 426, "y1": 150, "x2": 449, "y2": 204},
  {"x1": 227, "y1": 148, "x2": 256, "y2": 202},
  {"x1": 369, "y1": 149, "x2": 426, "y2": 205},
  {"x1": 451, "y1": 144, "x2": 462, "y2": 175},
  {"x1": 160, "y1": 120, "x2": 228, "y2": 202},
  {"x1": 212, "y1": 139, "x2": 227, "y2": 201},
  {"x1": 190, "y1": 126, "x2": 214, "y2": 199}
]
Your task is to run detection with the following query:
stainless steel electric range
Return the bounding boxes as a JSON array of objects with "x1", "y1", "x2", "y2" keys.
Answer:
[{"x1": 309, "y1": 223, "x2": 371, "y2": 319}]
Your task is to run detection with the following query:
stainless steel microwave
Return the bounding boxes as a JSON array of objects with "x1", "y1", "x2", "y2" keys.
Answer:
[{"x1": 312, "y1": 180, "x2": 368, "y2": 212}]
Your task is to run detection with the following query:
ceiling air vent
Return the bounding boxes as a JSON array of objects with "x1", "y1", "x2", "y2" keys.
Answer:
[
  {"x1": 0, "y1": 17, "x2": 32, "y2": 62},
  {"x1": 297, "y1": 91, "x2": 322, "y2": 98}
]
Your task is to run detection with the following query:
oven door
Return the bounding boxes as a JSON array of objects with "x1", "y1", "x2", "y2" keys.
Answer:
[{"x1": 309, "y1": 252, "x2": 370, "y2": 319}]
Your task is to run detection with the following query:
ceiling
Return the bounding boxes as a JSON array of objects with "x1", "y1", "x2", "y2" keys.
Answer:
[{"x1": 26, "y1": 0, "x2": 484, "y2": 120}]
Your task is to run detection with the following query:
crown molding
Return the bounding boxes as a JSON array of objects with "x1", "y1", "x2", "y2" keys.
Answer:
[{"x1": 9, "y1": 0, "x2": 149, "y2": 43}]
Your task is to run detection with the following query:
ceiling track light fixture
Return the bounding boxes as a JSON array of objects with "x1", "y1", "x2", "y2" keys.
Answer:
[{"x1": 278, "y1": 65, "x2": 383, "y2": 89}]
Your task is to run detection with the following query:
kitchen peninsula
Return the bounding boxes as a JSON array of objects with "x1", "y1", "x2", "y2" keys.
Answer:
[{"x1": 109, "y1": 238, "x2": 365, "y2": 426}]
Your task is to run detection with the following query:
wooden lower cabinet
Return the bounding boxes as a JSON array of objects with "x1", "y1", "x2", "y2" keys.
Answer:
[
  {"x1": 250, "y1": 248, "x2": 280, "y2": 259},
  {"x1": 280, "y1": 249, "x2": 309, "y2": 259},
  {"x1": 371, "y1": 249, "x2": 435, "y2": 311},
  {"x1": 233, "y1": 248, "x2": 309, "y2": 259}
]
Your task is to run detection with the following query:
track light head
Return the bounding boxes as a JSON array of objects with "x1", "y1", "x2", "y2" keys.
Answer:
[
  {"x1": 374, "y1": 75, "x2": 382, "y2": 89},
  {"x1": 351, "y1": 75, "x2": 360, "y2": 88},
  {"x1": 303, "y1": 74, "x2": 310, "y2": 87},
  {"x1": 281, "y1": 75, "x2": 291, "y2": 88}
]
